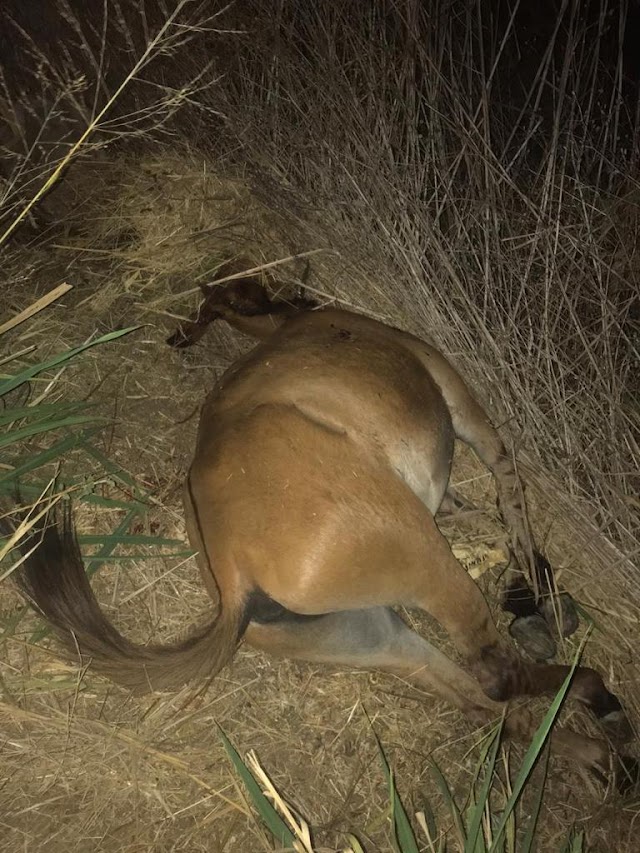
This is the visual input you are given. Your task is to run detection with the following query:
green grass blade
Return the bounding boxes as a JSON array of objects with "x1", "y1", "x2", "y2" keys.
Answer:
[
  {"x1": 0, "y1": 606, "x2": 28, "y2": 640},
  {"x1": 489, "y1": 836, "x2": 504, "y2": 853},
  {"x1": 430, "y1": 760, "x2": 467, "y2": 848},
  {"x1": 80, "y1": 494, "x2": 146, "y2": 511},
  {"x1": 392, "y1": 771, "x2": 420, "y2": 853},
  {"x1": 573, "y1": 602, "x2": 602, "y2": 633},
  {"x1": 0, "y1": 327, "x2": 139, "y2": 398},
  {"x1": 30, "y1": 504, "x2": 144, "y2": 642},
  {"x1": 488, "y1": 643, "x2": 586, "y2": 853},
  {"x1": 0, "y1": 400, "x2": 91, "y2": 427},
  {"x1": 77, "y1": 533, "x2": 187, "y2": 548},
  {"x1": 217, "y1": 725, "x2": 296, "y2": 849},
  {"x1": 83, "y1": 507, "x2": 145, "y2": 579},
  {"x1": 0, "y1": 413, "x2": 106, "y2": 450},
  {"x1": 0, "y1": 479, "x2": 143, "y2": 511},
  {"x1": 520, "y1": 745, "x2": 550, "y2": 853},
  {"x1": 1, "y1": 541, "x2": 192, "y2": 565},
  {"x1": 464, "y1": 724, "x2": 503, "y2": 853},
  {"x1": 0, "y1": 427, "x2": 105, "y2": 486},
  {"x1": 571, "y1": 828, "x2": 585, "y2": 852},
  {"x1": 416, "y1": 796, "x2": 440, "y2": 852},
  {"x1": 83, "y1": 550, "x2": 194, "y2": 563},
  {"x1": 559, "y1": 825, "x2": 586, "y2": 853},
  {"x1": 371, "y1": 722, "x2": 419, "y2": 853},
  {"x1": 80, "y1": 438, "x2": 145, "y2": 494}
]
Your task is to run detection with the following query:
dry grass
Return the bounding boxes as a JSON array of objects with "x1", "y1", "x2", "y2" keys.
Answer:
[
  {"x1": 1, "y1": 0, "x2": 639, "y2": 850},
  {"x1": 213, "y1": 0, "x2": 639, "y2": 565}
]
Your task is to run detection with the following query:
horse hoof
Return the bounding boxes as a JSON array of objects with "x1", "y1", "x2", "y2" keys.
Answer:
[
  {"x1": 539, "y1": 592, "x2": 580, "y2": 638},
  {"x1": 601, "y1": 710, "x2": 636, "y2": 746},
  {"x1": 508, "y1": 614, "x2": 557, "y2": 660},
  {"x1": 615, "y1": 755, "x2": 640, "y2": 797}
]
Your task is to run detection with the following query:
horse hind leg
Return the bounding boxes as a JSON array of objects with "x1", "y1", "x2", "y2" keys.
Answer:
[
  {"x1": 419, "y1": 346, "x2": 579, "y2": 658},
  {"x1": 504, "y1": 551, "x2": 580, "y2": 657},
  {"x1": 434, "y1": 485, "x2": 559, "y2": 655},
  {"x1": 458, "y1": 424, "x2": 581, "y2": 656},
  {"x1": 243, "y1": 604, "x2": 635, "y2": 790},
  {"x1": 245, "y1": 604, "x2": 493, "y2": 715},
  {"x1": 405, "y1": 515, "x2": 633, "y2": 751}
]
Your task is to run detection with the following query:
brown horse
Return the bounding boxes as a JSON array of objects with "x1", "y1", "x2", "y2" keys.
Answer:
[{"x1": 10, "y1": 275, "x2": 637, "y2": 791}]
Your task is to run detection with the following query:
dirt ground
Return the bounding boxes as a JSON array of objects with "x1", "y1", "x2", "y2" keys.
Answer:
[{"x1": 1, "y1": 152, "x2": 639, "y2": 852}]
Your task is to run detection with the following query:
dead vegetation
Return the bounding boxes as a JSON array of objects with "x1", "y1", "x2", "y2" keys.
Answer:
[{"x1": 1, "y1": 0, "x2": 639, "y2": 850}]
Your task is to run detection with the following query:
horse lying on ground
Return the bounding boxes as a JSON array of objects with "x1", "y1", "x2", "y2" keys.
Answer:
[{"x1": 9, "y1": 273, "x2": 637, "y2": 791}]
